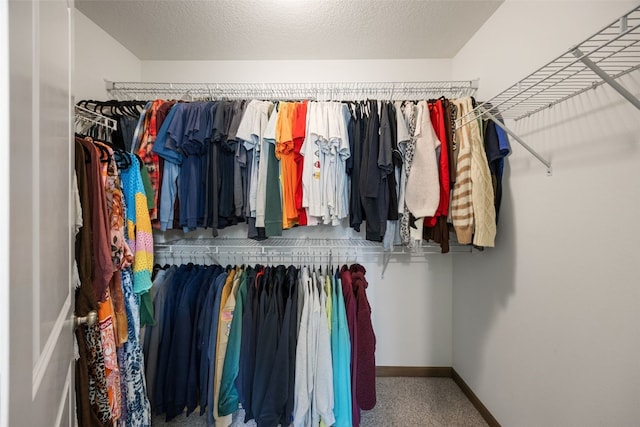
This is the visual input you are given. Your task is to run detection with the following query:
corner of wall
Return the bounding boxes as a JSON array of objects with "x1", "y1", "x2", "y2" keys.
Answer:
[{"x1": 73, "y1": 9, "x2": 141, "y2": 101}]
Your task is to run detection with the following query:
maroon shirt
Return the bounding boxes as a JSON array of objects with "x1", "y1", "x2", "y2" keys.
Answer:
[
  {"x1": 350, "y1": 264, "x2": 377, "y2": 411},
  {"x1": 340, "y1": 264, "x2": 360, "y2": 427}
]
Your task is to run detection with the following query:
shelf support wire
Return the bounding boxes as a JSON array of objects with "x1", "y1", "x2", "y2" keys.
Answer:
[
  {"x1": 571, "y1": 47, "x2": 640, "y2": 111},
  {"x1": 481, "y1": 107, "x2": 553, "y2": 176},
  {"x1": 381, "y1": 252, "x2": 392, "y2": 279}
]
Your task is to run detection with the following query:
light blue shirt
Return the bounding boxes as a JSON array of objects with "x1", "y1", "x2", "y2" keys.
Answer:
[{"x1": 332, "y1": 272, "x2": 353, "y2": 427}]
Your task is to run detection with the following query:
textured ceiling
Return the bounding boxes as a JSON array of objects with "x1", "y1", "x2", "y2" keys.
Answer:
[{"x1": 75, "y1": 0, "x2": 503, "y2": 61}]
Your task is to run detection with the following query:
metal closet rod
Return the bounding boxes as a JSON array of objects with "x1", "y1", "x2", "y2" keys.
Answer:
[
  {"x1": 105, "y1": 79, "x2": 479, "y2": 100},
  {"x1": 153, "y1": 238, "x2": 473, "y2": 278}
]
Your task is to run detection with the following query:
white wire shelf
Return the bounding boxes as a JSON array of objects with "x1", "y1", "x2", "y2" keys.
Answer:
[
  {"x1": 476, "y1": 6, "x2": 640, "y2": 121},
  {"x1": 455, "y1": 6, "x2": 640, "y2": 176},
  {"x1": 106, "y1": 80, "x2": 479, "y2": 101},
  {"x1": 154, "y1": 237, "x2": 471, "y2": 251},
  {"x1": 153, "y1": 237, "x2": 472, "y2": 277}
]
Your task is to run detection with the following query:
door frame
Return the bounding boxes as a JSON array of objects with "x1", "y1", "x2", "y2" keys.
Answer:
[
  {"x1": 6, "y1": 0, "x2": 75, "y2": 426},
  {"x1": 0, "y1": 0, "x2": 10, "y2": 425}
]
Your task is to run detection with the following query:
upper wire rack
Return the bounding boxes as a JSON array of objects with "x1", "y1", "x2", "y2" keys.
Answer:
[
  {"x1": 472, "y1": 6, "x2": 640, "y2": 121},
  {"x1": 74, "y1": 104, "x2": 118, "y2": 131},
  {"x1": 106, "y1": 80, "x2": 478, "y2": 101}
]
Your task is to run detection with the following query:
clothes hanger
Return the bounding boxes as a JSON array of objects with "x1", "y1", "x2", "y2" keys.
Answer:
[
  {"x1": 93, "y1": 140, "x2": 112, "y2": 163},
  {"x1": 113, "y1": 150, "x2": 132, "y2": 171}
]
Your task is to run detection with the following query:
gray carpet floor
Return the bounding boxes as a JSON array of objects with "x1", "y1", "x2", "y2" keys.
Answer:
[{"x1": 152, "y1": 377, "x2": 488, "y2": 426}]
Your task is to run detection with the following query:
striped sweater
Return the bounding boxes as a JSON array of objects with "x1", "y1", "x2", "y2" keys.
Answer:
[{"x1": 451, "y1": 99, "x2": 474, "y2": 244}]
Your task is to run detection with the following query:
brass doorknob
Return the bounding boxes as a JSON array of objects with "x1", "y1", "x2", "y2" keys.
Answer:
[{"x1": 74, "y1": 311, "x2": 98, "y2": 328}]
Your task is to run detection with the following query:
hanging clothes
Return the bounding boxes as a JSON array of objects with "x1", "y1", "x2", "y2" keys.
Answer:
[
  {"x1": 74, "y1": 131, "x2": 154, "y2": 427},
  {"x1": 74, "y1": 137, "x2": 113, "y2": 427},
  {"x1": 347, "y1": 103, "x2": 365, "y2": 233},
  {"x1": 83, "y1": 95, "x2": 509, "y2": 252},
  {"x1": 466, "y1": 97, "x2": 497, "y2": 248},
  {"x1": 482, "y1": 113, "x2": 511, "y2": 222},
  {"x1": 359, "y1": 100, "x2": 385, "y2": 241},
  {"x1": 276, "y1": 102, "x2": 299, "y2": 229},
  {"x1": 422, "y1": 99, "x2": 452, "y2": 253},
  {"x1": 331, "y1": 269, "x2": 353, "y2": 427},
  {"x1": 146, "y1": 261, "x2": 376, "y2": 427},
  {"x1": 450, "y1": 98, "x2": 474, "y2": 245}
]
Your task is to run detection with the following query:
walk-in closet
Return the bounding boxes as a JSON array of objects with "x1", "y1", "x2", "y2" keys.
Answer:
[{"x1": 3, "y1": 1, "x2": 640, "y2": 427}]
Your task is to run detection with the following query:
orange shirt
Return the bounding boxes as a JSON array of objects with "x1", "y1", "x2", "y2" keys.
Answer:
[{"x1": 276, "y1": 102, "x2": 299, "y2": 229}]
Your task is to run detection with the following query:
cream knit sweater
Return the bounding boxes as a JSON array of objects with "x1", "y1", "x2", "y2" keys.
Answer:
[
  {"x1": 405, "y1": 101, "x2": 441, "y2": 219},
  {"x1": 451, "y1": 98, "x2": 496, "y2": 247},
  {"x1": 467, "y1": 98, "x2": 496, "y2": 247}
]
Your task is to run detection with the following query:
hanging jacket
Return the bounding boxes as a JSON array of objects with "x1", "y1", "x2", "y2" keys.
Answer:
[
  {"x1": 350, "y1": 264, "x2": 376, "y2": 411},
  {"x1": 340, "y1": 265, "x2": 359, "y2": 427}
]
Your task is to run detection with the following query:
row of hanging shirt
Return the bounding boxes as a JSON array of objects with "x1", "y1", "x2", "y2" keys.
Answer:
[
  {"x1": 145, "y1": 262, "x2": 375, "y2": 427},
  {"x1": 74, "y1": 133, "x2": 155, "y2": 426},
  {"x1": 84, "y1": 95, "x2": 511, "y2": 253}
]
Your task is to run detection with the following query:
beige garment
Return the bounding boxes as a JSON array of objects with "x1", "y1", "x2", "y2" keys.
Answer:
[
  {"x1": 405, "y1": 101, "x2": 441, "y2": 218},
  {"x1": 466, "y1": 98, "x2": 496, "y2": 247},
  {"x1": 451, "y1": 99, "x2": 474, "y2": 244}
]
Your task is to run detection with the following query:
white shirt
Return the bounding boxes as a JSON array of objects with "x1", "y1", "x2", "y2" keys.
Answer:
[
  {"x1": 301, "y1": 102, "x2": 323, "y2": 223},
  {"x1": 314, "y1": 273, "x2": 336, "y2": 426},
  {"x1": 293, "y1": 267, "x2": 311, "y2": 427},
  {"x1": 334, "y1": 103, "x2": 352, "y2": 224}
]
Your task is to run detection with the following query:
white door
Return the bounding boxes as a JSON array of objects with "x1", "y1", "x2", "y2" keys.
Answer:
[{"x1": 5, "y1": 0, "x2": 75, "y2": 426}]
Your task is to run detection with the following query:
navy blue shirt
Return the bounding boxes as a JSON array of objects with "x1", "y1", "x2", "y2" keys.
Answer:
[
  {"x1": 204, "y1": 102, "x2": 220, "y2": 232},
  {"x1": 195, "y1": 268, "x2": 225, "y2": 416},
  {"x1": 154, "y1": 264, "x2": 192, "y2": 415},
  {"x1": 186, "y1": 265, "x2": 222, "y2": 415},
  {"x1": 165, "y1": 265, "x2": 207, "y2": 421},
  {"x1": 240, "y1": 265, "x2": 263, "y2": 422}
]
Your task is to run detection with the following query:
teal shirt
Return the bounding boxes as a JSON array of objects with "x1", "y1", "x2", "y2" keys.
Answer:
[
  {"x1": 218, "y1": 270, "x2": 248, "y2": 416},
  {"x1": 332, "y1": 273, "x2": 353, "y2": 427}
]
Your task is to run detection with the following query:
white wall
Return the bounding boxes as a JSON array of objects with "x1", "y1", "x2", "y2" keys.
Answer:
[
  {"x1": 141, "y1": 58, "x2": 452, "y2": 83},
  {"x1": 452, "y1": 1, "x2": 640, "y2": 426},
  {"x1": 74, "y1": 9, "x2": 140, "y2": 101}
]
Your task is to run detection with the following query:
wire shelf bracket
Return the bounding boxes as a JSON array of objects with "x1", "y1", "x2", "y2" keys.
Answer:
[
  {"x1": 483, "y1": 108, "x2": 553, "y2": 176},
  {"x1": 571, "y1": 47, "x2": 640, "y2": 111}
]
